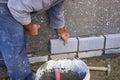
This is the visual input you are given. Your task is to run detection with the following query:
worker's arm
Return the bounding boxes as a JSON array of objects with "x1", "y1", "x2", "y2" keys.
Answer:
[
  {"x1": 8, "y1": 6, "x2": 40, "y2": 35},
  {"x1": 48, "y1": 0, "x2": 70, "y2": 45},
  {"x1": 7, "y1": 0, "x2": 32, "y2": 25},
  {"x1": 7, "y1": 0, "x2": 40, "y2": 35}
]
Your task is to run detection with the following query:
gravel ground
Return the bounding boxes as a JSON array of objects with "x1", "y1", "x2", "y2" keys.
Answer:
[{"x1": 85, "y1": 55, "x2": 120, "y2": 80}]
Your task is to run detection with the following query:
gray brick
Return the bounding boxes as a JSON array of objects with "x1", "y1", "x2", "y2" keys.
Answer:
[
  {"x1": 78, "y1": 36, "x2": 104, "y2": 51},
  {"x1": 50, "y1": 53, "x2": 76, "y2": 60},
  {"x1": 50, "y1": 38, "x2": 78, "y2": 54},
  {"x1": 105, "y1": 34, "x2": 120, "y2": 49},
  {"x1": 78, "y1": 51, "x2": 103, "y2": 58},
  {"x1": 105, "y1": 48, "x2": 120, "y2": 54},
  {"x1": 29, "y1": 56, "x2": 48, "y2": 64}
]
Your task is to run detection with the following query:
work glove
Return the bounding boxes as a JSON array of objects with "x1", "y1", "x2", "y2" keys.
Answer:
[
  {"x1": 56, "y1": 27, "x2": 70, "y2": 45},
  {"x1": 23, "y1": 23, "x2": 40, "y2": 35}
]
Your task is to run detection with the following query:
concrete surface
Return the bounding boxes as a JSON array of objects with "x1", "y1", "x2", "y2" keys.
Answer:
[
  {"x1": 64, "y1": 0, "x2": 120, "y2": 36},
  {"x1": 26, "y1": 0, "x2": 120, "y2": 56}
]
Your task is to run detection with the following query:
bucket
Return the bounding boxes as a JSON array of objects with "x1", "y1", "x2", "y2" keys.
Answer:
[{"x1": 35, "y1": 59, "x2": 90, "y2": 80}]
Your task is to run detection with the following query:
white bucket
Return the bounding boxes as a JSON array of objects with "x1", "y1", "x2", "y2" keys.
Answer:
[{"x1": 35, "y1": 59, "x2": 90, "y2": 80}]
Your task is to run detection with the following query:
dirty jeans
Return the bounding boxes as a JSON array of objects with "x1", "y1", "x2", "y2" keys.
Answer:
[{"x1": 0, "y1": 3, "x2": 32, "y2": 80}]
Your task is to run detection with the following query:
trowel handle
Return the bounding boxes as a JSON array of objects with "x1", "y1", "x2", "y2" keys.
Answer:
[{"x1": 55, "y1": 69, "x2": 60, "y2": 80}]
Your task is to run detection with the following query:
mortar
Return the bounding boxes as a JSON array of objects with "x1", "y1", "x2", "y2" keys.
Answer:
[{"x1": 35, "y1": 59, "x2": 90, "y2": 80}]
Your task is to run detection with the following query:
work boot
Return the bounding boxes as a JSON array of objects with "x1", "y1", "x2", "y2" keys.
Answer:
[
  {"x1": 56, "y1": 27, "x2": 70, "y2": 45},
  {"x1": 23, "y1": 23, "x2": 40, "y2": 35}
]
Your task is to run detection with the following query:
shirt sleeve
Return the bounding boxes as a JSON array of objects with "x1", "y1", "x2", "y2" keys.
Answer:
[
  {"x1": 7, "y1": 0, "x2": 33, "y2": 25},
  {"x1": 9, "y1": 8, "x2": 31, "y2": 25},
  {"x1": 47, "y1": 0, "x2": 65, "y2": 29}
]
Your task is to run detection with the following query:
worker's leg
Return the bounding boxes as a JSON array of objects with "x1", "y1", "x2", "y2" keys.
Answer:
[
  {"x1": 0, "y1": 4, "x2": 32, "y2": 80},
  {"x1": 48, "y1": 0, "x2": 65, "y2": 29}
]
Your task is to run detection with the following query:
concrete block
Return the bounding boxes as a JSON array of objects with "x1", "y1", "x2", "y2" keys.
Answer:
[
  {"x1": 78, "y1": 51, "x2": 103, "y2": 58},
  {"x1": 29, "y1": 55, "x2": 48, "y2": 64},
  {"x1": 105, "y1": 48, "x2": 120, "y2": 54},
  {"x1": 78, "y1": 36, "x2": 104, "y2": 51},
  {"x1": 50, "y1": 38, "x2": 78, "y2": 54},
  {"x1": 50, "y1": 53, "x2": 76, "y2": 60},
  {"x1": 105, "y1": 34, "x2": 120, "y2": 49}
]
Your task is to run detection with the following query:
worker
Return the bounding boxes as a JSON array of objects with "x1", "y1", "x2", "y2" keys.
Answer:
[
  {"x1": 8, "y1": 0, "x2": 70, "y2": 45},
  {"x1": 0, "y1": 0, "x2": 69, "y2": 80}
]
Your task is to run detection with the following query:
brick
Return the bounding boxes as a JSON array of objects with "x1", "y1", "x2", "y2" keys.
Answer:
[
  {"x1": 50, "y1": 38, "x2": 78, "y2": 54},
  {"x1": 29, "y1": 56, "x2": 48, "y2": 64},
  {"x1": 78, "y1": 51, "x2": 103, "y2": 58},
  {"x1": 105, "y1": 34, "x2": 120, "y2": 49},
  {"x1": 105, "y1": 48, "x2": 120, "y2": 54},
  {"x1": 50, "y1": 53, "x2": 76, "y2": 60},
  {"x1": 78, "y1": 36, "x2": 104, "y2": 51}
]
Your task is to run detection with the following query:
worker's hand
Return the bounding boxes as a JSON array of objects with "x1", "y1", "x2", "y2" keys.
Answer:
[
  {"x1": 56, "y1": 27, "x2": 70, "y2": 45},
  {"x1": 23, "y1": 23, "x2": 40, "y2": 35},
  {"x1": 58, "y1": 32, "x2": 70, "y2": 45}
]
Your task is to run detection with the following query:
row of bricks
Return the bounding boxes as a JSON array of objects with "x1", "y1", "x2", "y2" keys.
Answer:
[
  {"x1": 50, "y1": 34, "x2": 120, "y2": 54},
  {"x1": 0, "y1": 34, "x2": 120, "y2": 65}
]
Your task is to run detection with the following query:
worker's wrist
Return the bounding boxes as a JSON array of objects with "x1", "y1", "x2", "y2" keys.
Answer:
[
  {"x1": 56, "y1": 27, "x2": 66, "y2": 35},
  {"x1": 23, "y1": 22, "x2": 33, "y2": 28}
]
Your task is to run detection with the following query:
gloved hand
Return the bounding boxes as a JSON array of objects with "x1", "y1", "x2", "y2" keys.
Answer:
[
  {"x1": 56, "y1": 27, "x2": 70, "y2": 45},
  {"x1": 23, "y1": 23, "x2": 40, "y2": 35}
]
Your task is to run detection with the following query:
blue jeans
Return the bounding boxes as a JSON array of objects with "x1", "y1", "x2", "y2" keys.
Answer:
[{"x1": 0, "y1": 3, "x2": 32, "y2": 80}]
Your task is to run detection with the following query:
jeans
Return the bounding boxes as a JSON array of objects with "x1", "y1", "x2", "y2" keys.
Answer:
[{"x1": 0, "y1": 3, "x2": 32, "y2": 80}]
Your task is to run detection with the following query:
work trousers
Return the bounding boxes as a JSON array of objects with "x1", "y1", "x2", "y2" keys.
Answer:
[{"x1": 0, "y1": 3, "x2": 32, "y2": 80}]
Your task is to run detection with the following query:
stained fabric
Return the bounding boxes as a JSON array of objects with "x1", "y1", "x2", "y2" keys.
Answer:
[{"x1": 0, "y1": 3, "x2": 32, "y2": 80}]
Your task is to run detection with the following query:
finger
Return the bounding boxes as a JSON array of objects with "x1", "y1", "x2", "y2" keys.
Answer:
[
  {"x1": 64, "y1": 36, "x2": 69, "y2": 45},
  {"x1": 63, "y1": 34, "x2": 69, "y2": 45},
  {"x1": 64, "y1": 39, "x2": 67, "y2": 45}
]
